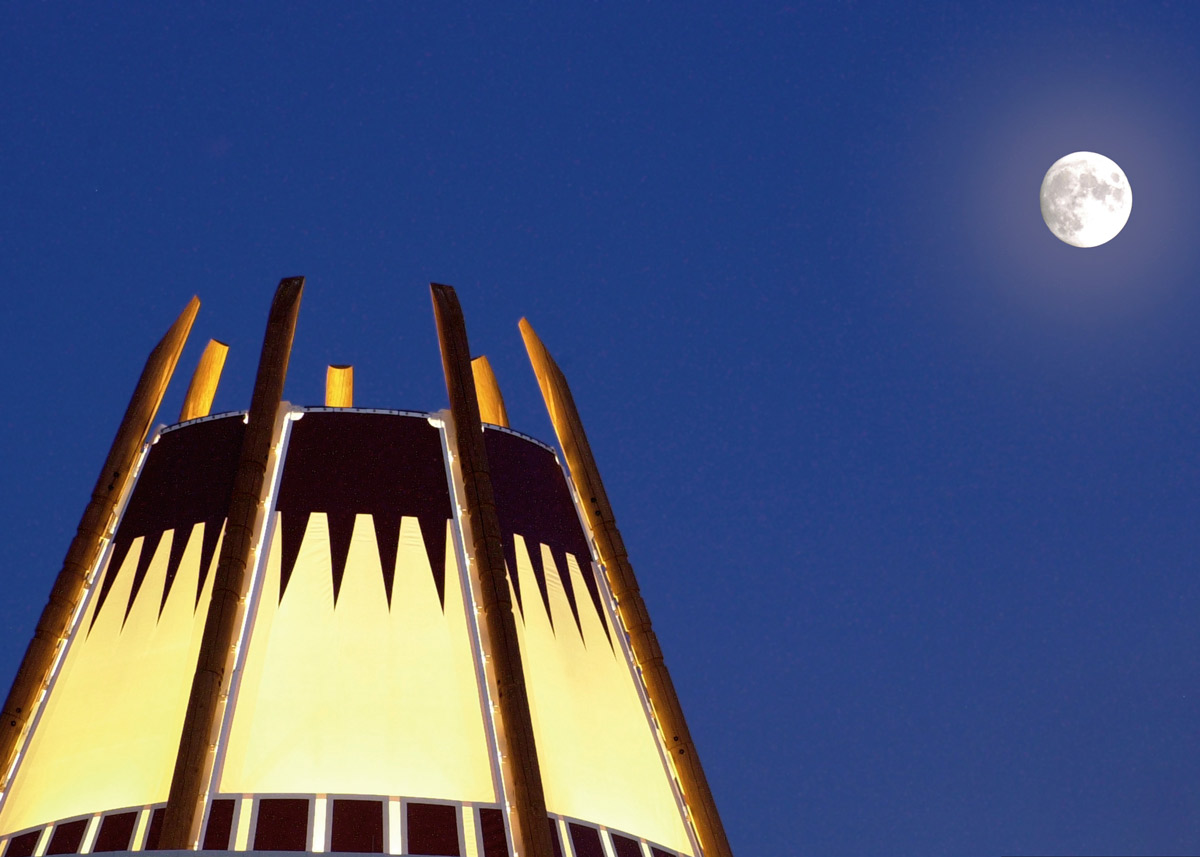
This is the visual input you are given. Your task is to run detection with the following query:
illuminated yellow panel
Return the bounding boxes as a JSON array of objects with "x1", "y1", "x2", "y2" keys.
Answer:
[
  {"x1": 511, "y1": 537, "x2": 692, "y2": 854},
  {"x1": 0, "y1": 524, "x2": 220, "y2": 834},
  {"x1": 219, "y1": 513, "x2": 495, "y2": 801}
]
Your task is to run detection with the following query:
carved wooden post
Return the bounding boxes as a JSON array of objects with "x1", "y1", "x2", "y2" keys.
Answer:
[
  {"x1": 160, "y1": 278, "x2": 304, "y2": 849},
  {"x1": 520, "y1": 318, "x2": 734, "y2": 857},
  {"x1": 432, "y1": 284, "x2": 553, "y2": 857},
  {"x1": 0, "y1": 297, "x2": 199, "y2": 787}
]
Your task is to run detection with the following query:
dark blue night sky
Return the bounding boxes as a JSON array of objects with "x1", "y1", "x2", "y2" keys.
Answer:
[{"x1": 4, "y1": 5, "x2": 1200, "y2": 855}]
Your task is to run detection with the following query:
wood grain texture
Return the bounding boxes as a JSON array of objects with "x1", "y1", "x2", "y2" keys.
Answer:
[
  {"x1": 325, "y1": 364, "x2": 353, "y2": 407},
  {"x1": 432, "y1": 284, "x2": 553, "y2": 857},
  {"x1": 471, "y1": 355, "x2": 510, "y2": 427},
  {"x1": 179, "y1": 339, "x2": 229, "y2": 422},
  {"x1": 0, "y1": 296, "x2": 199, "y2": 791},
  {"x1": 520, "y1": 317, "x2": 733, "y2": 857},
  {"x1": 160, "y1": 278, "x2": 304, "y2": 849}
]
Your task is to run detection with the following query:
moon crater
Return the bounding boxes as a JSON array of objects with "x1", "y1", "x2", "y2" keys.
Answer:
[{"x1": 1039, "y1": 152, "x2": 1131, "y2": 248}]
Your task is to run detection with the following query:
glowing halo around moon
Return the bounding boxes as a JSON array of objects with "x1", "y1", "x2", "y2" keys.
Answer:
[{"x1": 1039, "y1": 152, "x2": 1132, "y2": 247}]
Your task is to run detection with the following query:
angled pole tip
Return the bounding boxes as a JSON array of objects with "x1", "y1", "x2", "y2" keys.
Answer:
[
  {"x1": 0, "y1": 294, "x2": 200, "y2": 788},
  {"x1": 179, "y1": 339, "x2": 230, "y2": 422},
  {"x1": 161, "y1": 276, "x2": 302, "y2": 849},
  {"x1": 326, "y1": 365, "x2": 354, "y2": 407},
  {"x1": 517, "y1": 316, "x2": 735, "y2": 857},
  {"x1": 430, "y1": 284, "x2": 554, "y2": 857},
  {"x1": 157, "y1": 295, "x2": 201, "y2": 353},
  {"x1": 471, "y1": 355, "x2": 509, "y2": 428}
]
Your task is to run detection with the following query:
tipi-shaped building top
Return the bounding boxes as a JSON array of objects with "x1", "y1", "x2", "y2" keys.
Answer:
[{"x1": 0, "y1": 280, "x2": 733, "y2": 857}]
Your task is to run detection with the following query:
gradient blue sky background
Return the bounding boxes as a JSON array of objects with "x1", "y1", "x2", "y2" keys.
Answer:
[{"x1": 4, "y1": 4, "x2": 1200, "y2": 855}]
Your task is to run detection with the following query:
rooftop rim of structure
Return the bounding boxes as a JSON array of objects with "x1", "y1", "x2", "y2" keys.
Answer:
[{"x1": 159, "y1": 406, "x2": 559, "y2": 455}]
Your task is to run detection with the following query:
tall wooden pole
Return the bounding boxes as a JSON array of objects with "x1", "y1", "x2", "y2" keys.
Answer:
[
  {"x1": 431, "y1": 285, "x2": 553, "y2": 857},
  {"x1": 519, "y1": 319, "x2": 734, "y2": 857},
  {"x1": 0, "y1": 297, "x2": 199, "y2": 787},
  {"x1": 160, "y1": 278, "x2": 304, "y2": 849},
  {"x1": 179, "y1": 339, "x2": 229, "y2": 422}
]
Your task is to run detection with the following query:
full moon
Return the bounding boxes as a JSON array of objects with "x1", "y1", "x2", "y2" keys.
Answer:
[{"x1": 1039, "y1": 152, "x2": 1132, "y2": 247}]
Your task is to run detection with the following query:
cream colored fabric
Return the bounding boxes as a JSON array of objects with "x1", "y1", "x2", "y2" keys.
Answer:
[
  {"x1": 218, "y1": 512, "x2": 495, "y2": 802},
  {"x1": 0, "y1": 524, "x2": 220, "y2": 834},
  {"x1": 510, "y1": 536, "x2": 693, "y2": 854}
]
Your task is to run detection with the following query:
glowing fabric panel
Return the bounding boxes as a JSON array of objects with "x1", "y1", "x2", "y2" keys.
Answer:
[
  {"x1": 0, "y1": 524, "x2": 220, "y2": 834},
  {"x1": 272, "y1": 412, "x2": 452, "y2": 609},
  {"x1": 484, "y1": 429, "x2": 607, "y2": 642},
  {"x1": 510, "y1": 538, "x2": 692, "y2": 855},
  {"x1": 89, "y1": 416, "x2": 245, "y2": 628},
  {"x1": 218, "y1": 512, "x2": 495, "y2": 801}
]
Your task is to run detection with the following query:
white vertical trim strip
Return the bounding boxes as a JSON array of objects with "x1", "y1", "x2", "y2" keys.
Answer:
[
  {"x1": 129, "y1": 808, "x2": 151, "y2": 851},
  {"x1": 462, "y1": 804, "x2": 480, "y2": 857},
  {"x1": 232, "y1": 797, "x2": 253, "y2": 851},
  {"x1": 77, "y1": 814, "x2": 100, "y2": 854},
  {"x1": 556, "y1": 817, "x2": 574, "y2": 857},
  {"x1": 386, "y1": 797, "x2": 403, "y2": 855},
  {"x1": 311, "y1": 796, "x2": 327, "y2": 852},
  {"x1": 30, "y1": 824, "x2": 49, "y2": 857}
]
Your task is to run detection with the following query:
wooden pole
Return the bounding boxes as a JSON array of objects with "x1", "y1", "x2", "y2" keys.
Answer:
[
  {"x1": 179, "y1": 339, "x2": 229, "y2": 422},
  {"x1": 0, "y1": 297, "x2": 200, "y2": 786},
  {"x1": 431, "y1": 285, "x2": 553, "y2": 857},
  {"x1": 471, "y1": 356, "x2": 510, "y2": 428},
  {"x1": 160, "y1": 278, "x2": 304, "y2": 849},
  {"x1": 325, "y1": 364, "x2": 354, "y2": 407},
  {"x1": 519, "y1": 319, "x2": 734, "y2": 857}
]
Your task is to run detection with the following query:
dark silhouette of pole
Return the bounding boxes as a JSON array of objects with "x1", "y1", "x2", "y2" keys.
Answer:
[
  {"x1": 432, "y1": 284, "x2": 554, "y2": 857},
  {"x1": 520, "y1": 318, "x2": 734, "y2": 857},
  {"x1": 160, "y1": 278, "x2": 304, "y2": 849},
  {"x1": 0, "y1": 296, "x2": 199, "y2": 789}
]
